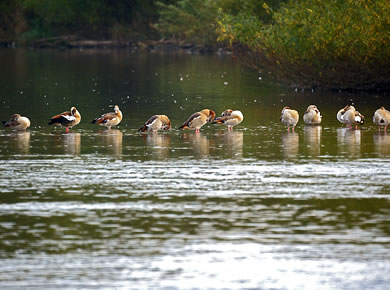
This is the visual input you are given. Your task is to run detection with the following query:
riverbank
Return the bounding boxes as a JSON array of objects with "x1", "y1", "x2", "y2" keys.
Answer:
[{"x1": 0, "y1": 36, "x2": 231, "y2": 55}]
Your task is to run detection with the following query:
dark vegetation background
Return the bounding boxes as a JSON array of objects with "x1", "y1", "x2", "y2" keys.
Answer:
[{"x1": 1, "y1": 0, "x2": 389, "y2": 91}]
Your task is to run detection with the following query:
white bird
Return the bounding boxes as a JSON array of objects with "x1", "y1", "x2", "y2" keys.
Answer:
[
  {"x1": 373, "y1": 106, "x2": 390, "y2": 132},
  {"x1": 337, "y1": 105, "x2": 354, "y2": 125},
  {"x1": 343, "y1": 106, "x2": 364, "y2": 129},
  {"x1": 213, "y1": 109, "x2": 244, "y2": 130},
  {"x1": 138, "y1": 115, "x2": 171, "y2": 133},
  {"x1": 2, "y1": 114, "x2": 31, "y2": 130},
  {"x1": 281, "y1": 107, "x2": 299, "y2": 132},
  {"x1": 303, "y1": 105, "x2": 322, "y2": 125}
]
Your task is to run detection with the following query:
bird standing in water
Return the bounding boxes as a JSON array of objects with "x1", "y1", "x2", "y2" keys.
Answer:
[
  {"x1": 373, "y1": 106, "x2": 390, "y2": 132},
  {"x1": 303, "y1": 105, "x2": 322, "y2": 125},
  {"x1": 337, "y1": 105, "x2": 354, "y2": 125},
  {"x1": 280, "y1": 107, "x2": 299, "y2": 132},
  {"x1": 48, "y1": 106, "x2": 81, "y2": 133},
  {"x1": 213, "y1": 109, "x2": 244, "y2": 131},
  {"x1": 342, "y1": 106, "x2": 364, "y2": 129},
  {"x1": 91, "y1": 105, "x2": 123, "y2": 130},
  {"x1": 179, "y1": 109, "x2": 215, "y2": 133},
  {"x1": 2, "y1": 114, "x2": 31, "y2": 130},
  {"x1": 138, "y1": 115, "x2": 171, "y2": 133}
]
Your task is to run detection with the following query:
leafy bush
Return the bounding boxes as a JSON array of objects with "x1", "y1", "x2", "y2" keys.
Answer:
[
  {"x1": 0, "y1": 0, "x2": 27, "y2": 42},
  {"x1": 217, "y1": 0, "x2": 390, "y2": 90},
  {"x1": 155, "y1": 0, "x2": 284, "y2": 45},
  {"x1": 154, "y1": 0, "x2": 219, "y2": 45},
  {"x1": 12, "y1": 0, "x2": 172, "y2": 42}
]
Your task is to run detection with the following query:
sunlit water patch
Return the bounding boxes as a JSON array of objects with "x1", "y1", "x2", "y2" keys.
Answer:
[{"x1": 1, "y1": 155, "x2": 390, "y2": 288}]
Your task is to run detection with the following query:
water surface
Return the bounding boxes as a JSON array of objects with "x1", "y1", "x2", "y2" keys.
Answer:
[{"x1": 0, "y1": 48, "x2": 390, "y2": 289}]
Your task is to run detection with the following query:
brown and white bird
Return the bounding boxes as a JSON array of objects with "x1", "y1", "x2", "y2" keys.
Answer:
[
  {"x1": 48, "y1": 106, "x2": 81, "y2": 133},
  {"x1": 2, "y1": 114, "x2": 31, "y2": 130},
  {"x1": 213, "y1": 109, "x2": 243, "y2": 131},
  {"x1": 138, "y1": 115, "x2": 171, "y2": 133},
  {"x1": 343, "y1": 106, "x2": 364, "y2": 129},
  {"x1": 280, "y1": 107, "x2": 299, "y2": 132},
  {"x1": 91, "y1": 105, "x2": 123, "y2": 129},
  {"x1": 179, "y1": 109, "x2": 215, "y2": 133},
  {"x1": 337, "y1": 105, "x2": 354, "y2": 125},
  {"x1": 303, "y1": 105, "x2": 322, "y2": 125},
  {"x1": 373, "y1": 106, "x2": 390, "y2": 132}
]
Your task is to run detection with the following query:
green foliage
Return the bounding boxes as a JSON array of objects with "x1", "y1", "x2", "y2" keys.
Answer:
[
  {"x1": 155, "y1": 0, "x2": 219, "y2": 45},
  {"x1": 17, "y1": 19, "x2": 51, "y2": 43},
  {"x1": 218, "y1": 0, "x2": 390, "y2": 90},
  {"x1": 1, "y1": 0, "x2": 285, "y2": 46},
  {"x1": 0, "y1": 0, "x2": 27, "y2": 41},
  {"x1": 155, "y1": 0, "x2": 285, "y2": 45},
  {"x1": 1, "y1": 0, "x2": 175, "y2": 42},
  {"x1": 22, "y1": 0, "x2": 116, "y2": 35}
]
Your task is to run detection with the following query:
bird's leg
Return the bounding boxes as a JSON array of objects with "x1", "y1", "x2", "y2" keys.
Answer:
[{"x1": 66, "y1": 127, "x2": 69, "y2": 133}]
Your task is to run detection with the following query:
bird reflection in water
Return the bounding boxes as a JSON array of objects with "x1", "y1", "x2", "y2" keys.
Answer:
[
  {"x1": 62, "y1": 132, "x2": 81, "y2": 155},
  {"x1": 337, "y1": 128, "x2": 361, "y2": 156},
  {"x1": 281, "y1": 132, "x2": 299, "y2": 159},
  {"x1": 182, "y1": 132, "x2": 211, "y2": 157},
  {"x1": 373, "y1": 131, "x2": 390, "y2": 156},
  {"x1": 215, "y1": 130, "x2": 243, "y2": 158},
  {"x1": 144, "y1": 133, "x2": 171, "y2": 160},
  {"x1": 9, "y1": 131, "x2": 31, "y2": 154},
  {"x1": 304, "y1": 126, "x2": 322, "y2": 156},
  {"x1": 99, "y1": 129, "x2": 123, "y2": 157}
]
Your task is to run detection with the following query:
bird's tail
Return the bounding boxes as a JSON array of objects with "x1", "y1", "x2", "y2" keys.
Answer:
[
  {"x1": 138, "y1": 125, "x2": 147, "y2": 132},
  {"x1": 92, "y1": 117, "x2": 104, "y2": 124},
  {"x1": 212, "y1": 117, "x2": 224, "y2": 124}
]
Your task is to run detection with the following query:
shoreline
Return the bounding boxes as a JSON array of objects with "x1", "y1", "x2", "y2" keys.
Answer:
[{"x1": 0, "y1": 36, "x2": 232, "y2": 55}]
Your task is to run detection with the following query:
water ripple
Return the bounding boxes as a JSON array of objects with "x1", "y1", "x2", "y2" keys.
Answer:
[{"x1": 1, "y1": 157, "x2": 389, "y2": 199}]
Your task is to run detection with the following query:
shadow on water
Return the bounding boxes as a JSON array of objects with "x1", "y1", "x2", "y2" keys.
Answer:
[
  {"x1": 337, "y1": 128, "x2": 361, "y2": 157},
  {"x1": 303, "y1": 125, "x2": 321, "y2": 157},
  {"x1": 61, "y1": 132, "x2": 81, "y2": 155},
  {"x1": 143, "y1": 133, "x2": 171, "y2": 160},
  {"x1": 181, "y1": 132, "x2": 212, "y2": 158},
  {"x1": 215, "y1": 130, "x2": 244, "y2": 159},
  {"x1": 281, "y1": 131, "x2": 299, "y2": 159},
  {"x1": 98, "y1": 129, "x2": 123, "y2": 157},
  {"x1": 0, "y1": 131, "x2": 31, "y2": 155},
  {"x1": 373, "y1": 131, "x2": 390, "y2": 156}
]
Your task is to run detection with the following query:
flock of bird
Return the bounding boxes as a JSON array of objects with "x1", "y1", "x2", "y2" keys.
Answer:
[
  {"x1": 1, "y1": 105, "x2": 244, "y2": 133},
  {"x1": 2, "y1": 104, "x2": 390, "y2": 133},
  {"x1": 280, "y1": 104, "x2": 390, "y2": 132}
]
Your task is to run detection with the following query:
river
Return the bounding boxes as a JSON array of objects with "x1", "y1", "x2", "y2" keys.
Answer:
[{"x1": 0, "y1": 48, "x2": 390, "y2": 289}]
